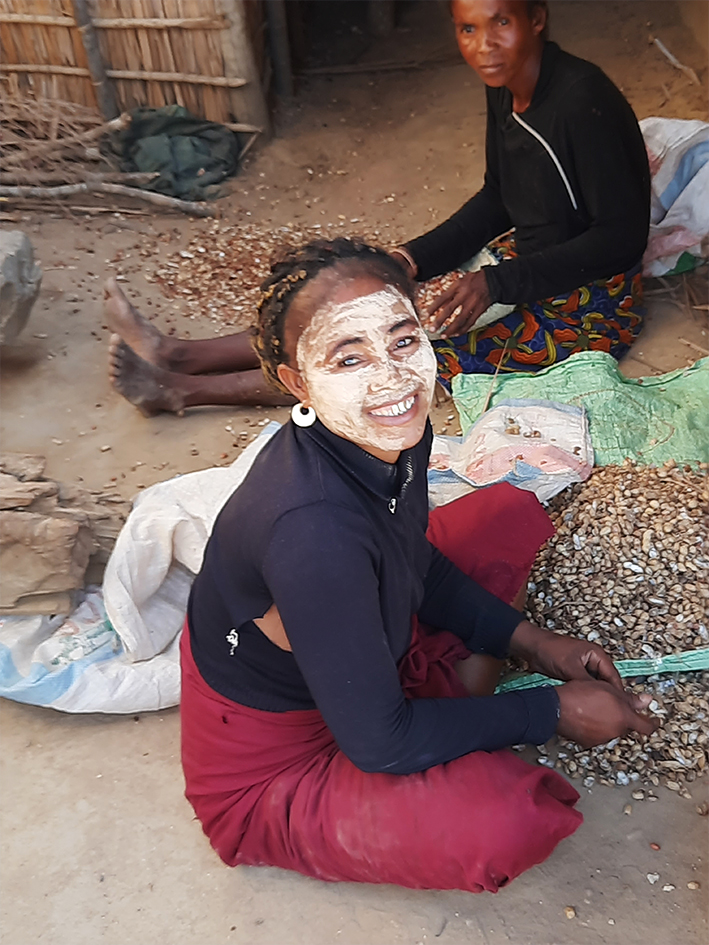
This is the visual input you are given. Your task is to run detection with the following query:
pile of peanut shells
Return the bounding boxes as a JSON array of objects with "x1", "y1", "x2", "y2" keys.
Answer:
[
  {"x1": 150, "y1": 220, "x2": 427, "y2": 334},
  {"x1": 524, "y1": 459, "x2": 709, "y2": 795}
]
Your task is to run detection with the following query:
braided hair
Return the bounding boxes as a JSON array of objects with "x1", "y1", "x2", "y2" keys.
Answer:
[{"x1": 253, "y1": 237, "x2": 414, "y2": 393}]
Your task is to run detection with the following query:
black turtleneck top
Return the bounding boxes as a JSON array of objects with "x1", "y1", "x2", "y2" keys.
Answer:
[
  {"x1": 187, "y1": 419, "x2": 559, "y2": 774},
  {"x1": 403, "y1": 42, "x2": 650, "y2": 304}
]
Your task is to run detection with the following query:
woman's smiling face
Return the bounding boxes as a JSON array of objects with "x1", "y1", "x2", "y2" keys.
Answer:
[{"x1": 293, "y1": 274, "x2": 437, "y2": 462}]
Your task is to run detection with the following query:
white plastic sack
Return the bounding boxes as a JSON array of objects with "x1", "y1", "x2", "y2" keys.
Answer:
[
  {"x1": 0, "y1": 589, "x2": 181, "y2": 713},
  {"x1": 425, "y1": 247, "x2": 515, "y2": 340},
  {"x1": 103, "y1": 422, "x2": 281, "y2": 662},
  {"x1": 640, "y1": 117, "x2": 709, "y2": 276},
  {"x1": 428, "y1": 399, "x2": 593, "y2": 506}
]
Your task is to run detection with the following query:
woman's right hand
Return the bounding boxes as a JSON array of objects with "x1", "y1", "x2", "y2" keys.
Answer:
[{"x1": 556, "y1": 680, "x2": 660, "y2": 749}]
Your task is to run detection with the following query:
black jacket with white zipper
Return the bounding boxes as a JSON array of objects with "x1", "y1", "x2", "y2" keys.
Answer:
[{"x1": 404, "y1": 41, "x2": 651, "y2": 304}]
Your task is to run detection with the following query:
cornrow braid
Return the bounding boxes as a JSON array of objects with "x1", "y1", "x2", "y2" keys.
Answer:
[{"x1": 252, "y1": 237, "x2": 414, "y2": 393}]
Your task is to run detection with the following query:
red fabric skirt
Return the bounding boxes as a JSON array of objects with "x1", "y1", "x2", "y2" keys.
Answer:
[{"x1": 180, "y1": 483, "x2": 582, "y2": 892}]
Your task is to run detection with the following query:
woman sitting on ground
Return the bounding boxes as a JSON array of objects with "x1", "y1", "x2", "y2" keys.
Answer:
[
  {"x1": 391, "y1": 0, "x2": 651, "y2": 388},
  {"x1": 180, "y1": 237, "x2": 657, "y2": 891}
]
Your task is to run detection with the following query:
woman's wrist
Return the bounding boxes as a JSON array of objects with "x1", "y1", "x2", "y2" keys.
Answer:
[
  {"x1": 509, "y1": 619, "x2": 546, "y2": 662},
  {"x1": 390, "y1": 247, "x2": 418, "y2": 278}
]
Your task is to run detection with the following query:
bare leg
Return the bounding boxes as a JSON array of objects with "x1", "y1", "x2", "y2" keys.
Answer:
[
  {"x1": 455, "y1": 654, "x2": 505, "y2": 697},
  {"x1": 454, "y1": 574, "x2": 530, "y2": 697},
  {"x1": 104, "y1": 278, "x2": 260, "y2": 374},
  {"x1": 108, "y1": 336, "x2": 294, "y2": 416}
]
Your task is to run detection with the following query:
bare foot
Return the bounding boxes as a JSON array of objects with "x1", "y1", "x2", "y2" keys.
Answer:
[
  {"x1": 108, "y1": 334, "x2": 186, "y2": 417},
  {"x1": 104, "y1": 278, "x2": 170, "y2": 368}
]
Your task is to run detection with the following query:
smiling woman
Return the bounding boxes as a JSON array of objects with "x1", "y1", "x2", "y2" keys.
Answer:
[{"x1": 179, "y1": 237, "x2": 658, "y2": 892}]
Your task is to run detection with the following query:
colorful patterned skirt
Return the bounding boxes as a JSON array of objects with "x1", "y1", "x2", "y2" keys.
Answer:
[{"x1": 431, "y1": 234, "x2": 645, "y2": 391}]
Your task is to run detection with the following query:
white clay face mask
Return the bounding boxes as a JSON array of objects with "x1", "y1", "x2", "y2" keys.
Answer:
[{"x1": 296, "y1": 285, "x2": 437, "y2": 458}]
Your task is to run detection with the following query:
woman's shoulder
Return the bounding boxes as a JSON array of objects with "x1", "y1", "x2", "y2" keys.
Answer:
[
  {"x1": 218, "y1": 421, "x2": 384, "y2": 535},
  {"x1": 543, "y1": 42, "x2": 627, "y2": 110}
]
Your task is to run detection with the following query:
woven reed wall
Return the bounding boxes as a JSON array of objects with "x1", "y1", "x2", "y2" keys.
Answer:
[{"x1": 0, "y1": 0, "x2": 267, "y2": 124}]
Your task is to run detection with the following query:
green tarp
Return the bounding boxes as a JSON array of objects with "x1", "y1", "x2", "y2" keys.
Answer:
[
  {"x1": 117, "y1": 105, "x2": 240, "y2": 201},
  {"x1": 453, "y1": 352, "x2": 709, "y2": 467},
  {"x1": 496, "y1": 647, "x2": 709, "y2": 693}
]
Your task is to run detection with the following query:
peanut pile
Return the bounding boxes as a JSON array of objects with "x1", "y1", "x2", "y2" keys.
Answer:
[
  {"x1": 150, "y1": 219, "x2": 465, "y2": 334},
  {"x1": 151, "y1": 220, "x2": 419, "y2": 333},
  {"x1": 525, "y1": 460, "x2": 709, "y2": 794}
]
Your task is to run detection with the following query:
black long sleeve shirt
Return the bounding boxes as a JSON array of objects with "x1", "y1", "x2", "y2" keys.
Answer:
[
  {"x1": 404, "y1": 42, "x2": 650, "y2": 304},
  {"x1": 188, "y1": 420, "x2": 559, "y2": 775}
]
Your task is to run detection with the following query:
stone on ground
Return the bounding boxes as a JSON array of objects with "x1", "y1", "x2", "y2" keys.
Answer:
[{"x1": 0, "y1": 230, "x2": 42, "y2": 344}]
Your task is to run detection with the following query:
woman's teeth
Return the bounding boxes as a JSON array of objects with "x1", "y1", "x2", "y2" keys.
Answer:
[{"x1": 370, "y1": 395, "x2": 416, "y2": 418}]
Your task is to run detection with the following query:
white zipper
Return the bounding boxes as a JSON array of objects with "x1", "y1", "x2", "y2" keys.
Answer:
[{"x1": 512, "y1": 112, "x2": 578, "y2": 211}]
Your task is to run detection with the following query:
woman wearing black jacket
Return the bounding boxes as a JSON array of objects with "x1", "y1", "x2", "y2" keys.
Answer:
[{"x1": 393, "y1": 0, "x2": 651, "y2": 388}]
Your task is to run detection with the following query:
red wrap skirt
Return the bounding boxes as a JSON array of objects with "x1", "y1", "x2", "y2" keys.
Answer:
[{"x1": 180, "y1": 483, "x2": 582, "y2": 892}]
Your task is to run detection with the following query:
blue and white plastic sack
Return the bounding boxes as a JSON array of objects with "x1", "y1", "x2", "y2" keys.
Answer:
[{"x1": 641, "y1": 117, "x2": 709, "y2": 276}]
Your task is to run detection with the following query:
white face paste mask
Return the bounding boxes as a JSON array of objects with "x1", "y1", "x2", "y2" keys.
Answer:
[{"x1": 296, "y1": 285, "x2": 437, "y2": 458}]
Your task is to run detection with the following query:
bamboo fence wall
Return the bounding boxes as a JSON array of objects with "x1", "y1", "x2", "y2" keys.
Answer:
[{"x1": 0, "y1": 0, "x2": 268, "y2": 125}]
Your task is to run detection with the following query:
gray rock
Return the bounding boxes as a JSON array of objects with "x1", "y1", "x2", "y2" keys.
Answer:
[
  {"x1": 0, "y1": 230, "x2": 42, "y2": 344},
  {"x1": 0, "y1": 472, "x2": 58, "y2": 509},
  {"x1": 0, "y1": 456, "x2": 131, "y2": 614},
  {"x1": 0, "y1": 510, "x2": 93, "y2": 611},
  {"x1": 0, "y1": 452, "x2": 46, "y2": 481}
]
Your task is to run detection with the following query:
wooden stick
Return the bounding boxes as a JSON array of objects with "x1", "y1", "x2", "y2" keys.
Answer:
[
  {"x1": 0, "y1": 64, "x2": 90, "y2": 78},
  {"x1": 238, "y1": 133, "x2": 259, "y2": 161},
  {"x1": 221, "y1": 0, "x2": 271, "y2": 135},
  {"x1": 265, "y1": 0, "x2": 293, "y2": 99},
  {"x1": 99, "y1": 184, "x2": 216, "y2": 217},
  {"x1": 105, "y1": 69, "x2": 246, "y2": 87},
  {"x1": 0, "y1": 181, "x2": 216, "y2": 217},
  {"x1": 224, "y1": 122, "x2": 263, "y2": 134},
  {"x1": 69, "y1": 206, "x2": 149, "y2": 215},
  {"x1": 0, "y1": 184, "x2": 97, "y2": 198},
  {"x1": 0, "y1": 12, "x2": 225, "y2": 29},
  {"x1": 0, "y1": 14, "x2": 75, "y2": 26},
  {"x1": 1, "y1": 113, "x2": 131, "y2": 167},
  {"x1": 72, "y1": 0, "x2": 119, "y2": 120},
  {"x1": 0, "y1": 64, "x2": 246, "y2": 88},
  {"x1": 652, "y1": 37, "x2": 701, "y2": 86},
  {"x1": 481, "y1": 338, "x2": 511, "y2": 415},
  {"x1": 0, "y1": 171, "x2": 159, "y2": 185},
  {"x1": 678, "y1": 337, "x2": 709, "y2": 356},
  {"x1": 93, "y1": 17, "x2": 227, "y2": 30}
]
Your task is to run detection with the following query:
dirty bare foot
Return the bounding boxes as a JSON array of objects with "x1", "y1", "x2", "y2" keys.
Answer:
[
  {"x1": 108, "y1": 334, "x2": 186, "y2": 417},
  {"x1": 104, "y1": 278, "x2": 171, "y2": 368}
]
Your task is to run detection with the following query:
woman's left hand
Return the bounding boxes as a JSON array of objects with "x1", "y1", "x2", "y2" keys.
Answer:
[
  {"x1": 509, "y1": 620, "x2": 623, "y2": 689},
  {"x1": 427, "y1": 269, "x2": 491, "y2": 336}
]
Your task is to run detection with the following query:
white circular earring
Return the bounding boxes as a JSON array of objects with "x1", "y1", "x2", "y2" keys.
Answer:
[{"x1": 291, "y1": 403, "x2": 317, "y2": 427}]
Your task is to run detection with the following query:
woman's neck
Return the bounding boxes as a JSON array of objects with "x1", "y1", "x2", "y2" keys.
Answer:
[{"x1": 508, "y1": 43, "x2": 544, "y2": 113}]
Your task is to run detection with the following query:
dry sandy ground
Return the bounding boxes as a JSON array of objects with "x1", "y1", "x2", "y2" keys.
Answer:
[{"x1": 1, "y1": 2, "x2": 708, "y2": 944}]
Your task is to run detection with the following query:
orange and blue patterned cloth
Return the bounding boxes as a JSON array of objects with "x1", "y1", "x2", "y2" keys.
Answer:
[{"x1": 432, "y1": 234, "x2": 645, "y2": 391}]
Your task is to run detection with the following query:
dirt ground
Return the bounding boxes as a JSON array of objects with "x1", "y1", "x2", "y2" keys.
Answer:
[{"x1": 1, "y1": 2, "x2": 708, "y2": 944}]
